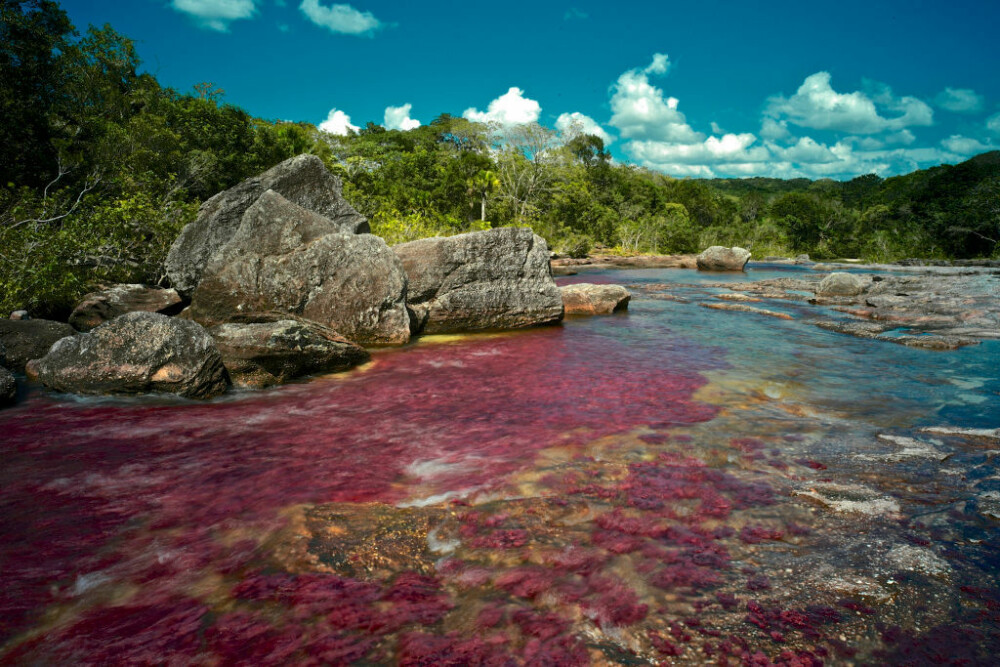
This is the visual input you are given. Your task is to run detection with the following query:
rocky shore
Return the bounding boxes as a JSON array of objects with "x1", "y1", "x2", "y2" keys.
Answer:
[{"x1": 0, "y1": 155, "x2": 634, "y2": 405}]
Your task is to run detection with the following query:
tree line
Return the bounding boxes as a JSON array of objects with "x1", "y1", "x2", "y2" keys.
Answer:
[{"x1": 2, "y1": 0, "x2": 998, "y2": 318}]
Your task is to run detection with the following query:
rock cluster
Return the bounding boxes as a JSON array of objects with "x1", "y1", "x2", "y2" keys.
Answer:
[{"x1": 17, "y1": 155, "x2": 575, "y2": 401}]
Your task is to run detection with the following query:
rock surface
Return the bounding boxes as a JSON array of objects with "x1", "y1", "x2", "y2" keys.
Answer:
[
  {"x1": 210, "y1": 318, "x2": 370, "y2": 388},
  {"x1": 0, "y1": 365, "x2": 14, "y2": 405},
  {"x1": 188, "y1": 190, "x2": 410, "y2": 345},
  {"x1": 394, "y1": 227, "x2": 563, "y2": 334},
  {"x1": 560, "y1": 283, "x2": 631, "y2": 315},
  {"x1": 0, "y1": 319, "x2": 76, "y2": 372},
  {"x1": 696, "y1": 246, "x2": 751, "y2": 271},
  {"x1": 817, "y1": 272, "x2": 867, "y2": 296},
  {"x1": 165, "y1": 154, "x2": 369, "y2": 297},
  {"x1": 69, "y1": 284, "x2": 184, "y2": 332},
  {"x1": 9, "y1": 310, "x2": 28, "y2": 320},
  {"x1": 28, "y1": 312, "x2": 228, "y2": 398}
]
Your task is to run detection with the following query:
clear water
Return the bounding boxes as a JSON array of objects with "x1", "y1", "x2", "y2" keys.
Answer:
[{"x1": 1, "y1": 265, "x2": 998, "y2": 665}]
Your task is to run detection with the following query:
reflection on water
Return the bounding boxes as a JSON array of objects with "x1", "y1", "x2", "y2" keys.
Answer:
[{"x1": 1, "y1": 265, "x2": 998, "y2": 664}]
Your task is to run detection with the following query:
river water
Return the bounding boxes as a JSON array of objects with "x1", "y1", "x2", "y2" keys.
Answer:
[{"x1": 1, "y1": 265, "x2": 998, "y2": 665}]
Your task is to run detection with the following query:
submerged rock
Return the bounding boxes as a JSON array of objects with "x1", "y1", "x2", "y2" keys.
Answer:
[
  {"x1": 560, "y1": 283, "x2": 630, "y2": 315},
  {"x1": 165, "y1": 154, "x2": 369, "y2": 297},
  {"x1": 817, "y1": 272, "x2": 867, "y2": 296},
  {"x1": 28, "y1": 312, "x2": 228, "y2": 398},
  {"x1": 69, "y1": 284, "x2": 184, "y2": 332},
  {"x1": 188, "y1": 190, "x2": 410, "y2": 345},
  {"x1": 0, "y1": 319, "x2": 76, "y2": 373},
  {"x1": 210, "y1": 319, "x2": 369, "y2": 388},
  {"x1": 696, "y1": 246, "x2": 751, "y2": 271},
  {"x1": 394, "y1": 227, "x2": 563, "y2": 334}
]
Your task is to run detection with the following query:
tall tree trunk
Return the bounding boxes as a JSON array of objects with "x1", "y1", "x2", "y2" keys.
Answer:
[{"x1": 481, "y1": 194, "x2": 486, "y2": 221}]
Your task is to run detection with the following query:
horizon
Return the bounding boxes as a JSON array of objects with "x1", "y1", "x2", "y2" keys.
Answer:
[{"x1": 57, "y1": 1, "x2": 1000, "y2": 181}]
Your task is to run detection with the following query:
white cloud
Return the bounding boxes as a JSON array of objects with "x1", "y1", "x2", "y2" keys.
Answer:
[
  {"x1": 555, "y1": 112, "x2": 612, "y2": 144},
  {"x1": 318, "y1": 108, "x2": 358, "y2": 135},
  {"x1": 986, "y1": 113, "x2": 1000, "y2": 135},
  {"x1": 935, "y1": 87, "x2": 984, "y2": 113},
  {"x1": 765, "y1": 72, "x2": 932, "y2": 134},
  {"x1": 759, "y1": 117, "x2": 791, "y2": 142},
  {"x1": 171, "y1": 0, "x2": 257, "y2": 31},
  {"x1": 299, "y1": 0, "x2": 382, "y2": 35},
  {"x1": 463, "y1": 87, "x2": 541, "y2": 125},
  {"x1": 564, "y1": 7, "x2": 588, "y2": 20},
  {"x1": 609, "y1": 55, "x2": 702, "y2": 143},
  {"x1": 644, "y1": 53, "x2": 670, "y2": 76},
  {"x1": 384, "y1": 103, "x2": 420, "y2": 131},
  {"x1": 941, "y1": 134, "x2": 991, "y2": 155}
]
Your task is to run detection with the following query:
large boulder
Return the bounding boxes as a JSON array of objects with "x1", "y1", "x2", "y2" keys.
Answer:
[
  {"x1": 0, "y1": 319, "x2": 76, "y2": 373},
  {"x1": 560, "y1": 284, "x2": 631, "y2": 315},
  {"x1": 187, "y1": 190, "x2": 410, "y2": 345},
  {"x1": 69, "y1": 284, "x2": 184, "y2": 332},
  {"x1": 696, "y1": 246, "x2": 751, "y2": 271},
  {"x1": 394, "y1": 227, "x2": 564, "y2": 334},
  {"x1": 165, "y1": 154, "x2": 369, "y2": 297},
  {"x1": 27, "y1": 312, "x2": 228, "y2": 398},
  {"x1": 817, "y1": 272, "x2": 867, "y2": 296},
  {"x1": 210, "y1": 319, "x2": 370, "y2": 388}
]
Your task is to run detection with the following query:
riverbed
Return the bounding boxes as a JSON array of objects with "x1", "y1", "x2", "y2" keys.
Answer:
[{"x1": 1, "y1": 264, "x2": 998, "y2": 664}]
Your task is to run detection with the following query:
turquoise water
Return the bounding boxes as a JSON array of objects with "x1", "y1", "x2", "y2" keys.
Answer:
[{"x1": 1, "y1": 265, "x2": 998, "y2": 665}]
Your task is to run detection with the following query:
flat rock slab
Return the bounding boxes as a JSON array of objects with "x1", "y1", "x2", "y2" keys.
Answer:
[
  {"x1": 166, "y1": 154, "x2": 369, "y2": 297},
  {"x1": 0, "y1": 319, "x2": 76, "y2": 373},
  {"x1": 28, "y1": 312, "x2": 228, "y2": 399},
  {"x1": 210, "y1": 319, "x2": 370, "y2": 388},
  {"x1": 69, "y1": 284, "x2": 184, "y2": 332},
  {"x1": 560, "y1": 283, "x2": 630, "y2": 315},
  {"x1": 188, "y1": 190, "x2": 410, "y2": 345},
  {"x1": 395, "y1": 227, "x2": 563, "y2": 334}
]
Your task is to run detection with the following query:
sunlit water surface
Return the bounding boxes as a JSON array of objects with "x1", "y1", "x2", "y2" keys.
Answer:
[{"x1": 1, "y1": 265, "x2": 998, "y2": 665}]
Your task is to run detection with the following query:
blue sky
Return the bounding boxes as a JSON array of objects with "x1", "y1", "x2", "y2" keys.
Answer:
[{"x1": 60, "y1": 0, "x2": 1000, "y2": 179}]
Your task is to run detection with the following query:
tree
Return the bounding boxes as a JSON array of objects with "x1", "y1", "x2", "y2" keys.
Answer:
[{"x1": 467, "y1": 169, "x2": 499, "y2": 221}]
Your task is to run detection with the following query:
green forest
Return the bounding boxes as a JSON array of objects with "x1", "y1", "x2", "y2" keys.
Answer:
[{"x1": 3, "y1": 1, "x2": 999, "y2": 317}]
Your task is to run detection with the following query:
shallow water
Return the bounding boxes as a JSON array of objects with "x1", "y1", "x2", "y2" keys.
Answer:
[{"x1": 1, "y1": 265, "x2": 998, "y2": 665}]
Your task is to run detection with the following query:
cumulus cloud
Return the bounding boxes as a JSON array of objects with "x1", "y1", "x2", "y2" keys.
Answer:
[
  {"x1": 935, "y1": 87, "x2": 984, "y2": 113},
  {"x1": 941, "y1": 134, "x2": 991, "y2": 155},
  {"x1": 765, "y1": 72, "x2": 932, "y2": 134},
  {"x1": 986, "y1": 113, "x2": 1000, "y2": 135},
  {"x1": 463, "y1": 87, "x2": 541, "y2": 125},
  {"x1": 299, "y1": 0, "x2": 382, "y2": 35},
  {"x1": 564, "y1": 7, "x2": 588, "y2": 20},
  {"x1": 555, "y1": 112, "x2": 612, "y2": 144},
  {"x1": 318, "y1": 108, "x2": 358, "y2": 135},
  {"x1": 384, "y1": 103, "x2": 420, "y2": 131},
  {"x1": 171, "y1": 0, "x2": 257, "y2": 31},
  {"x1": 609, "y1": 55, "x2": 702, "y2": 143}
]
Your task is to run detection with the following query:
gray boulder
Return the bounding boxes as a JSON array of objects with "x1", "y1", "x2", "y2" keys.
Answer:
[
  {"x1": 0, "y1": 365, "x2": 14, "y2": 406},
  {"x1": 187, "y1": 190, "x2": 410, "y2": 345},
  {"x1": 394, "y1": 227, "x2": 564, "y2": 334},
  {"x1": 69, "y1": 284, "x2": 184, "y2": 332},
  {"x1": 696, "y1": 246, "x2": 752, "y2": 271},
  {"x1": 165, "y1": 154, "x2": 369, "y2": 297},
  {"x1": 210, "y1": 318, "x2": 370, "y2": 388},
  {"x1": 560, "y1": 283, "x2": 631, "y2": 315},
  {"x1": 0, "y1": 319, "x2": 76, "y2": 373},
  {"x1": 817, "y1": 272, "x2": 867, "y2": 296},
  {"x1": 27, "y1": 312, "x2": 228, "y2": 398}
]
